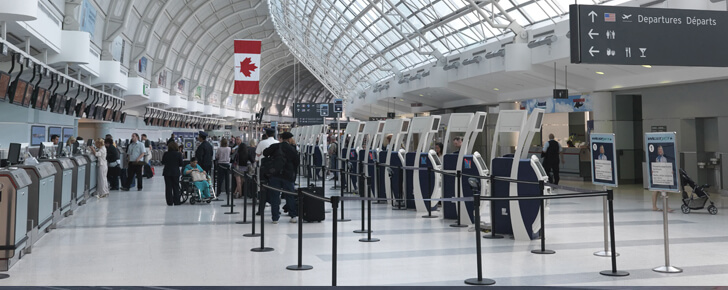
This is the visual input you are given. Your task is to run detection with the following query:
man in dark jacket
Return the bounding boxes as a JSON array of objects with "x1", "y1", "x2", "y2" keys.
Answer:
[
  {"x1": 542, "y1": 134, "x2": 564, "y2": 185},
  {"x1": 195, "y1": 131, "x2": 214, "y2": 176},
  {"x1": 105, "y1": 138, "x2": 121, "y2": 190},
  {"x1": 263, "y1": 132, "x2": 299, "y2": 223}
]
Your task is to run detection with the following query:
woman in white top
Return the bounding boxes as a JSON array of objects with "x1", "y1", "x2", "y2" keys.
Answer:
[
  {"x1": 90, "y1": 138, "x2": 109, "y2": 198},
  {"x1": 215, "y1": 138, "x2": 232, "y2": 196}
]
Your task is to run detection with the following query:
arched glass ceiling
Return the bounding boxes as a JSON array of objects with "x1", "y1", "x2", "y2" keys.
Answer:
[{"x1": 269, "y1": 0, "x2": 624, "y2": 99}]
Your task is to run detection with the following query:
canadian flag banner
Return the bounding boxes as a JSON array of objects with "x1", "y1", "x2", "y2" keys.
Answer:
[{"x1": 233, "y1": 39, "x2": 261, "y2": 95}]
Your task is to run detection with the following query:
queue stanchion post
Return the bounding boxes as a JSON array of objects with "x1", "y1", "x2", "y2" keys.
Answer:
[
  {"x1": 393, "y1": 166, "x2": 407, "y2": 210},
  {"x1": 331, "y1": 195, "x2": 340, "y2": 286},
  {"x1": 423, "y1": 165, "x2": 437, "y2": 218},
  {"x1": 251, "y1": 185, "x2": 273, "y2": 252},
  {"x1": 337, "y1": 168, "x2": 351, "y2": 222},
  {"x1": 243, "y1": 177, "x2": 260, "y2": 236},
  {"x1": 287, "y1": 188, "x2": 313, "y2": 271},
  {"x1": 465, "y1": 194, "x2": 496, "y2": 285},
  {"x1": 221, "y1": 166, "x2": 234, "y2": 208},
  {"x1": 653, "y1": 191, "x2": 682, "y2": 273},
  {"x1": 483, "y1": 175, "x2": 503, "y2": 239},
  {"x1": 224, "y1": 170, "x2": 239, "y2": 215},
  {"x1": 354, "y1": 162, "x2": 370, "y2": 234},
  {"x1": 531, "y1": 180, "x2": 555, "y2": 254},
  {"x1": 359, "y1": 173, "x2": 380, "y2": 243},
  {"x1": 450, "y1": 170, "x2": 468, "y2": 228},
  {"x1": 600, "y1": 189, "x2": 630, "y2": 277},
  {"x1": 595, "y1": 185, "x2": 618, "y2": 257},
  {"x1": 236, "y1": 173, "x2": 252, "y2": 224}
]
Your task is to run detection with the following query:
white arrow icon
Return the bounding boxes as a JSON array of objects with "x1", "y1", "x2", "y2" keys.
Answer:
[
  {"x1": 589, "y1": 46, "x2": 600, "y2": 57},
  {"x1": 588, "y1": 11, "x2": 597, "y2": 23},
  {"x1": 588, "y1": 29, "x2": 600, "y2": 39}
]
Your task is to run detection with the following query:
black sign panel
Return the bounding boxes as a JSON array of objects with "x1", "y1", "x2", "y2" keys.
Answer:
[
  {"x1": 297, "y1": 117, "x2": 325, "y2": 126},
  {"x1": 293, "y1": 103, "x2": 334, "y2": 118},
  {"x1": 570, "y1": 5, "x2": 728, "y2": 67},
  {"x1": 333, "y1": 99, "x2": 343, "y2": 113}
]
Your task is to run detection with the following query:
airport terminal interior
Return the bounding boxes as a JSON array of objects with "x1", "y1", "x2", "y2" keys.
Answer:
[{"x1": 0, "y1": 0, "x2": 727, "y2": 287}]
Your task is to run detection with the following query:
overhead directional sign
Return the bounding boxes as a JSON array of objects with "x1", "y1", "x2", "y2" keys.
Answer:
[
  {"x1": 293, "y1": 103, "x2": 334, "y2": 118},
  {"x1": 570, "y1": 5, "x2": 728, "y2": 67}
]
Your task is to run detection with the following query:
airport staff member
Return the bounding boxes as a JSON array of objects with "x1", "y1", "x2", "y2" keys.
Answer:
[
  {"x1": 542, "y1": 134, "x2": 565, "y2": 185},
  {"x1": 195, "y1": 131, "x2": 214, "y2": 176},
  {"x1": 121, "y1": 133, "x2": 146, "y2": 191},
  {"x1": 51, "y1": 134, "x2": 60, "y2": 145}
]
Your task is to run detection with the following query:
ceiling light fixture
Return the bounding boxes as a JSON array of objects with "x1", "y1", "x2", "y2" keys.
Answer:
[
  {"x1": 493, "y1": 88, "x2": 500, "y2": 91},
  {"x1": 596, "y1": 71, "x2": 605, "y2": 75},
  {"x1": 642, "y1": 65, "x2": 652, "y2": 68}
]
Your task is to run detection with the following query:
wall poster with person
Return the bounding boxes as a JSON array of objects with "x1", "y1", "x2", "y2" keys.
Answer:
[
  {"x1": 590, "y1": 133, "x2": 617, "y2": 187},
  {"x1": 645, "y1": 132, "x2": 679, "y2": 192}
]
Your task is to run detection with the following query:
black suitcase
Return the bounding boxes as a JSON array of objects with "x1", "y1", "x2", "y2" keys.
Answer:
[
  {"x1": 302, "y1": 185, "x2": 325, "y2": 222},
  {"x1": 143, "y1": 163, "x2": 154, "y2": 179}
]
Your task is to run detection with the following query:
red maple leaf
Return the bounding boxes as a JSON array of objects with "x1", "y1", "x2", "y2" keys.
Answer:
[{"x1": 239, "y1": 57, "x2": 258, "y2": 77}]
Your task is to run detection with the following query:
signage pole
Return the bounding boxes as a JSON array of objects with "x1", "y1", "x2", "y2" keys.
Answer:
[
  {"x1": 333, "y1": 112, "x2": 341, "y2": 190},
  {"x1": 653, "y1": 191, "x2": 682, "y2": 273},
  {"x1": 594, "y1": 186, "x2": 618, "y2": 257}
]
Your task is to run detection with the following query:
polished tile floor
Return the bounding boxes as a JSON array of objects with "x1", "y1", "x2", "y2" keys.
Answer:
[{"x1": 4, "y1": 171, "x2": 727, "y2": 286}]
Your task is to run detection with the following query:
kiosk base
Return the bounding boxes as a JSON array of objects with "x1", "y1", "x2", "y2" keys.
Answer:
[
  {"x1": 251, "y1": 247, "x2": 274, "y2": 252},
  {"x1": 600, "y1": 270, "x2": 630, "y2": 277},
  {"x1": 594, "y1": 250, "x2": 619, "y2": 257}
]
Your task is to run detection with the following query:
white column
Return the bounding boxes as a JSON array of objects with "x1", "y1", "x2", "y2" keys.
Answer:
[{"x1": 590, "y1": 92, "x2": 614, "y2": 134}]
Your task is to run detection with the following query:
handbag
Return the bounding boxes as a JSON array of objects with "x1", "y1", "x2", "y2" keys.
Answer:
[{"x1": 191, "y1": 170, "x2": 207, "y2": 182}]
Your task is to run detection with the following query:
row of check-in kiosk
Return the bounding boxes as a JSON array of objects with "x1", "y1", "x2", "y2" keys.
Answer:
[
  {"x1": 0, "y1": 143, "x2": 99, "y2": 271},
  {"x1": 291, "y1": 109, "x2": 553, "y2": 242}
]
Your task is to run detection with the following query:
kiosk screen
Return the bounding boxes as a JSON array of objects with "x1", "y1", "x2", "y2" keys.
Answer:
[
  {"x1": 7, "y1": 143, "x2": 21, "y2": 165},
  {"x1": 402, "y1": 121, "x2": 409, "y2": 132},
  {"x1": 476, "y1": 156, "x2": 487, "y2": 170},
  {"x1": 534, "y1": 112, "x2": 544, "y2": 130},
  {"x1": 431, "y1": 153, "x2": 441, "y2": 166},
  {"x1": 477, "y1": 116, "x2": 485, "y2": 129},
  {"x1": 432, "y1": 119, "x2": 440, "y2": 131}
]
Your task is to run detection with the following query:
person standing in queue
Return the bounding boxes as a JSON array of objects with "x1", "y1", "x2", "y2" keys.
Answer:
[
  {"x1": 105, "y1": 138, "x2": 121, "y2": 191},
  {"x1": 263, "y1": 132, "x2": 299, "y2": 224},
  {"x1": 452, "y1": 136, "x2": 463, "y2": 154},
  {"x1": 435, "y1": 142, "x2": 444, "y2": 158},
  {"x1": 89, "y1": 138, "x2": 109, "y2": 198},
  {"x1": 255, "y1": 129, "x2": 279, "y2": 215},
  {"x1": 542, "y1": 134, "x2": 565, "y2": 185},
  {"x1": 162, "y1": 142, "x2": 184, "y2": 205},
  {"x1": 195, "y1": 131, "x2": 214, "y2": 177},
  {"x1": 215, "y1": 138, "x2": 232, "y2": 197},
  {"x1": 121, "y1": 133, "x2": 146, "y2": 191}
]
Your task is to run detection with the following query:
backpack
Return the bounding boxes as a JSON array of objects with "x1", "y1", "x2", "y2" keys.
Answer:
[{"x1": 260, "y1": 144, "x2": 287, "y2": 180}]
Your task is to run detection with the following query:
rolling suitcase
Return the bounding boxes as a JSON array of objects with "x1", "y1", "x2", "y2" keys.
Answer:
[{"x1": 302, "y1": 184, "x2": 325, "y2": 222}]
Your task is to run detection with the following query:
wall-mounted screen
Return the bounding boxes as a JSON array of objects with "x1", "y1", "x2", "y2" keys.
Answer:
[
  {"x1": 63, "y1": 127, "x2": 74, "y2": 143},
  {"x1": 11, "y1": 80, "x2": 27, "y2": 105},
  {"x1": 31, "y1": 125, "x2": 46, "y2": 146},
  {"x1": 402, "y1": 121, "x2": 409, "y2": 133},
  {"x1": 0, "y1": 72, "x2": 10, "y2": 101},
  {"x1": 534, "y1": 112, "x2": 544, "y2": 130},
  {"x1": 23, "y1": 84, "x2": 34, "y2": 107},
  {"x1": 34, "y1": 88, "x2": 46, "y2": 108},
  {"x1": 41, "y1": 90, "x2": 51, "y2": 111},
  {"x1": 431, "y1": 119, "x2": 440, "y2": 131},
  {"x1": 48, "y1": 127, "x2": 62, "y2": 141}
]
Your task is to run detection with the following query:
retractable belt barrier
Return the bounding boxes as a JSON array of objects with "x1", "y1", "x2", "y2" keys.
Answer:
[{"x1": 241, "y1": 156, "x2": 630, "y2": 285}]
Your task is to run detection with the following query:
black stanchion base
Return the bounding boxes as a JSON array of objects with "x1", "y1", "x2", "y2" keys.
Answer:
[
  {"x1": 211, "y1": 198, "x2": 223, "y2": 202},
  {"x1": 464, "y1": 278, "x2": 496, "y2": 285},
  {"x1": 243, "y1": 233, "x2": 261, "y2": 237},
  {"x1": 359, "y1": 238, "x2": 380, "y2": 243},
  {"x1": 600, "y1": 270, "x2": 630, "y2": 277},
  {"x1": 483, "y1": 234, "x2": 504, "y2": 239},
  {"x1": 224, "y1": 212, "x2": 240, "y2": 215},
  {"x1": 337, "y1": 219, "x2": 352, "y2": 222},
  {"x1": 422, "y1": 215, "x2": 439, "y2": 218},
  {"x1": 251, "y1": 247, "x2": 274, "y2": 252},
  {"x1": 236, "y1": 221, "x2": 252, "y2": 224},
  {"x1": 221, "y1": 204, "x2": 234, "y2": 207},
  {"x1": 286, "y1": 265, "x2": 314, "y2": 271},
  {"x1": 0, "y1": 274, "x2": 9, "y2": 280},
  {"x1": 450, "y1": 224, "x2": 468, "y2": 228},
  {"x1": 353, "y1": 229, "x2": 371, "y2": 233},
  {"x1": 531, "y1": 249, "x2": 556, "y2": 254}
]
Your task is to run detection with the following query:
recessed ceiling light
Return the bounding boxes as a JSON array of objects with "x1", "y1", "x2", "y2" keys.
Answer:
[
  {"x1": 493, "y1": 88, "x2": 500, "y2": 91},
  {"x1": 419, "y1": 94, "x2": 423, "y2": 97},
  {"x1": 642, "y1": 65, "x2": 652, "y2": 68},
  {"x1": 596, "y1": 71, "x2": 605, "y2": 75},
  {"x1": 400, "y1": 98, "x2": 404, "y2": 101},
  {"x1": 660, "y1": 80, "x2": 671, "y2": 84}
]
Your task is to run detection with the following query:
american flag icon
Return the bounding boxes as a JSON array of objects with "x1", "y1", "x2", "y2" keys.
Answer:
[{"x1": 604, "y1": 13, "x2": 616, "y2": 22}]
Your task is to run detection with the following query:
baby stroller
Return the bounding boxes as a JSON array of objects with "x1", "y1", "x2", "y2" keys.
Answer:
[
  {"x1": 679, "y1": 169, "x2": 717, "y2": 215},
  {"x1": 181, "y1": 173, "x2": 217, "y2": 205}
]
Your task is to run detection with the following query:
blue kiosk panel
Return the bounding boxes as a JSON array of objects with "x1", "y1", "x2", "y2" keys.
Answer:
[
  {"x1": 389, "y1": 152, "x2": 404, "y2": 200},
  {"x1": 404, "y1": 152, "x2": 416, "y2": 209},
  {"x1": 417, "y1": 153, "x2": 436, "y2": 210},
  {"x1": 491, "y1": 157, "x2": 542, "y2": 240},
  {"x1": 313, "y1": 146, "x2": 323, "y2": 178},
  {"x1": 442, "y1": 154, "x2": 459, "y2": 219},
  {"x1": 365, "y1": 150, "x2": 377, "y2": 197},
  {"x1": 460, "y1": 156, "x2": 480, "y2": 223},
  {"x1": 377, "y1": 151, "x2": 388, "y2": 198}
]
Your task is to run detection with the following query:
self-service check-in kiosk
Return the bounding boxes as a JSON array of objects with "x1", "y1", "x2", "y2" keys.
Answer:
[
  {"x1": 403, "y1": 116, "x2": 441, "y2": 212},
  {"x1": 0, "y1": 167, "x2": 32, "y2": 271},
  {"x1": 70, "y1": 155, "x2": 88, "y2": 206},
  {"x1": 17, "y1": 162, "x2": 56, "y2": 244},
  {"x1": 490, "y1": 109, "x2": 551, "y2": 241},
  {"x1": 360, "y1": 121, "x2": 385, "y2": 198},
  {"x1": 83, "y1": 151, "x2": 97, "y2": 197},
  {"x1": 441, "y1": 112, "x2": 487, "y2": 225},
  {"x1": 312, "y1": 125, "x2": 328, "y2": 179},
  {"x1": 380, "y1": 119, "x2": 410, "y2": 207},
  {"x1": 342, "y1": 121, "x2": 363, "y2": 191},
  {"x1": 41, "y1": 155, "x2": 75, "y2": 217}
]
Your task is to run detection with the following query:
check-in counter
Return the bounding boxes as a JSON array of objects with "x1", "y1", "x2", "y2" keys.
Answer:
[
  {"x1": 71, "y1": 156, "x2": 88, "y2": 205},
  {"x1": 40, "y1": 158, "x2": 75, "y2": 216},
  {"x1": 529, "y1": 146, "x2": 582, "y2": 175},
  {"x1": 0, "y1": 167, "x2": 32, "y2": 271},
  {"x1": 17, "y1": 162, "x2": 57, "y2": 242},
  {"x1": 82, "y1": 153, "x2": 97, "y2": 196}
]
